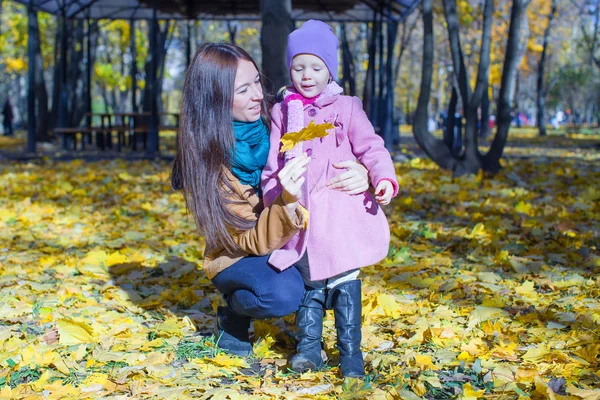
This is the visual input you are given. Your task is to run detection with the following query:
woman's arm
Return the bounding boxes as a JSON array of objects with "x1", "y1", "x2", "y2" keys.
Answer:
[
  {"x1": 230, "y1": 194, "x2": 306, "y2": 256},
  {"x1": 229, "y1": 155, "x2": 310, "y2": 256}
]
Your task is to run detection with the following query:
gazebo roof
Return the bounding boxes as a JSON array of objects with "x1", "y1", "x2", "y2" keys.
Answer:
[{"x1": 13, "y1": 0, "x2": 421, "y2": 21}]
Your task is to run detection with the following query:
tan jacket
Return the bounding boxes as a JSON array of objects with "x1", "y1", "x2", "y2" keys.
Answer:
[{"x1": 202, "y1": 170, "x2": 307, "y2": 280}]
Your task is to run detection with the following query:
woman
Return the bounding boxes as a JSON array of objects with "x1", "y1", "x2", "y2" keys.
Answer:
[{"x1": 171, "y1": 43, "x2": 370, "y2": 356}]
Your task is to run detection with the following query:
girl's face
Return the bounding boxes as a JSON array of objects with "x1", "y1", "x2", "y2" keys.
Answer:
[
  {"x1": 290, "y1": 54, "x2": 330, "y2": 99},
  {"x1": 232, "y1": 60, "x2": 264, "y2": 122}
]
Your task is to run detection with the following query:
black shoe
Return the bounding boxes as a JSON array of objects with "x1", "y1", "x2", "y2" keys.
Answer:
[
  {"x1": 326, "y1": 280, "x2": 365, "y2": 378},
  {"x1": 291, "y1": 288, "x2": 326, "y2": 373},
  {"x1": 216, "y1": 306, "x2": 252, "y2": 356}
]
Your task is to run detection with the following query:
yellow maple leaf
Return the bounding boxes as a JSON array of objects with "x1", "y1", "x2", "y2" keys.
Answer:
[
  {"x1": 206, "y1": 353, "x2": 249, "y2": 368},
  {"x1": 515, "y1": 280, "x2": 537, "y2": 296},
  {"x1": 566, "y1": 384, "x2": 600, "y2": 400},
  {"x1": 573, "y1": 344, "x2": 600, "y2": 364},
  {"x1": 81, "y1": 250, "x2": 107, "y2": 266},
  {"x1": 414, "y1": 354, "x2": 438, "y2": 371},
  {"x1": 522, "y1": 344, "x2": 551, "y2": 363},
  {"x1": 155, "y1": 317, "x2": 188, "y2": 338},
  {"x1": 465, "y1": 223, "x2": 487, "y2": 239},
  {"x1": 375, "y1": 293, "x2": 402, "y2": 319},
  {"x1": 30, "y1": 370, "x2": 53, "y2": 391},
  {"x1": 57, "y1": 318, "x2": 96, "y2": 345},
  {"x1": 515, "y1": 201, "x2": 534, "y2": 216},
  {"x1": 105, "y1": 251, "x2": 129, "y2": 267},
  {"x1": 462, "y1": 383, "x2": 485, "y2": 399},
  {"x1": 280, "y1": 121, "x2": 333, "y2": 152},
  {"x1": 468, "y1": 306, "x2": 508, "y2": 328},
  {"x1": 252, "y1": 335, "x2": 277, "y2": 358}
]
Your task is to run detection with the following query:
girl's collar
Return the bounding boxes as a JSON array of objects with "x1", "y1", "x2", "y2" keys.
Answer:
[{"x1": 283, "y1": 82, "x2": 344, "y2": 108}]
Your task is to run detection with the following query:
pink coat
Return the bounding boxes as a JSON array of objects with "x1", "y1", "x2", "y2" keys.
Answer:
[{"x1": 261, "y1": 89, "x2": 398, "y2": 281}]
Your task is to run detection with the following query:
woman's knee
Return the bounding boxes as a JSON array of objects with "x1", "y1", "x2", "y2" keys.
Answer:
[
  {"x1": 252, "y1": 268, "x2": 305, "y2": 318},
  {"x1": 264, "y1": 285, "x2": 304, "y2": 317}
]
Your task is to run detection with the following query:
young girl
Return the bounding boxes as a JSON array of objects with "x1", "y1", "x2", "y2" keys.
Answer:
[{"x1": 261, "y1": 20, "x2": 398, "y2": 378}]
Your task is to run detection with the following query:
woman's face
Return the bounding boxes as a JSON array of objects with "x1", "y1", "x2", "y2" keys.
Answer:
[{"x1": 232, "y1": 60, "x2": 263, "y2": 122}]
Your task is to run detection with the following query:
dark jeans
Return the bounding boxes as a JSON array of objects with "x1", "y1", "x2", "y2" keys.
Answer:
[{"x1": 211, "y1": 255, "x2": 304, "y2": 319}]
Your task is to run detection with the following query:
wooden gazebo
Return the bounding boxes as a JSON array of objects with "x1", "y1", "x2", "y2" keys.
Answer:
[{"x1": 14, "y1": 0, "x2": 422, "y2": 154}]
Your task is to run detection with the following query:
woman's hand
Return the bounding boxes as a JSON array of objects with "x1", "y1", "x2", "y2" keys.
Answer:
[
  {"x1": 278, "y1": 154, "x2": 310, "y2": 212},
  {"x1": 326, "y1": 161, "x2": 369, "y2": 195}
]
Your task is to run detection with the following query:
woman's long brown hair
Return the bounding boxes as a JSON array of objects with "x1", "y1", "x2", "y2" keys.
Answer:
[{"x1": 171, "y1": 43, "x2": 271, "y2": 253}]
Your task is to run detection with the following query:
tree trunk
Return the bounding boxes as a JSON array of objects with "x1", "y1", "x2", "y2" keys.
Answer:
[
  {"x1": 141, "y1": 20, "x2": 170, "y2": 114},
  {"x1": 375, "y1": 15, "x2": 385, "y2": 129},
  {"x1": 340, "y1": 23, "x2": 356, "y2": 96},
  {"x1": 363, "y1": 19, "x2": 377, "y2": 119},
  {"x1": 49, "y1": 19, "x2": 63, "y2": 130},
  {"x1": 462, "y1": 0, "x2": 493, "y2": 174},
  {"x1": 394, "y1": 12, "x2": 419, "y2": 88},
  {"x1": 102, "y1": 31, "x2": 119, "y2": 113},
  {"x1": 382, "y1": 20, "x2": 399, "y2": 150},
  {"x1": 31, "y1": 11, "x2": 50, "y2": 142},
  {"x1": 536, "y1": 0, "x2": 557, "y2": 136},
  {"x1": 69, "y1": 21, "x2": 88, "y2": 127},
  {"x1": 443, "y1": 0, "x2": 471, "y2": 107},
  {"x1": 441, "y1": 0, "x2": 493, "y2": 175},
  {"x1": 444, "y1": 85, "x2": 457, "y2": 150},
  {"x1": 483, "y1": 0, "x2": 531, "y2": 172},
  {"x1": 260, "y1": 0, "x2": 293, "y2": 93},
  {"x1": 27, "y1": 4, "x2": 36, "y2": 152},
  {"x1": 227, "y1": 20, "x2": 238, "y2": 44},
  {"x1": 414, "y1": 0, "x2": 494, "y2": 176},
  {"x1": 480, "y1": 85, "x2": 490, "y2": 138},
  {"x1": 413, "y1": 0, "x2": 459, "y2": 171}
]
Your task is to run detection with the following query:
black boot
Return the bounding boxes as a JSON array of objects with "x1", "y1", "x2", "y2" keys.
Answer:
[
  {"x1": 216, "y1": 306, "x2": 252, "y2": 356},
  {"x1": 326, "y1": 280, "x2": 365, "y2": 378},
  {"x1": 290, "y1": 288, "x2": 326, "y2": 373}
]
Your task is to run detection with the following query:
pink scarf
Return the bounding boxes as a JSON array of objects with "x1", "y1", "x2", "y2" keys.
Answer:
[{"x1": 282, "y1": 82, "x2": 343, "y2": 160}]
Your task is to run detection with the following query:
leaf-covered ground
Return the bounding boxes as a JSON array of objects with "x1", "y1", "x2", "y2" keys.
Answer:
[{"x1": 0, "y1": 131, "x2": 599, "y2": 399}]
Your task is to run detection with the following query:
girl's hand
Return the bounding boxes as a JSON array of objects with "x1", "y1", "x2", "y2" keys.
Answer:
[
  {"x1": 327, "y1": 161, "x2": 369, "y2": 195},
  {"x1": 278, "y1": 154, "x2": 310, "y2": 207},
  {"x1": 374, "y1": 180, "x2": 394, "y2": 205}
]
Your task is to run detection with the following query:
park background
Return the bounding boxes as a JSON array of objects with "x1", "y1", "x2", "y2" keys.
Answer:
[{"x1": 0, "y1": 0, "x2": 599, "y2": 399}]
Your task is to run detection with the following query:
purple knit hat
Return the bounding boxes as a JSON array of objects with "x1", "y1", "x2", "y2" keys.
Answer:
[{"x1": 286, "y1": 20, "x2": 339, "y2": 81}]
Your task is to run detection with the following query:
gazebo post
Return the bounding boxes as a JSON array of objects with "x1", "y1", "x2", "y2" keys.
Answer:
[
  {"x1": 260, "y1": 0, "x2": 294, "y2": 93},
  {"x1": 147, "y1": 7, "x2": 159, "y2": 155},
  {"x1": 130, "y1": 19, "x2": 137, "y2": 113},
  {"x1": 27, "y1": 1, "x2": 36, "y2": 153},
  {"x1": 375, "y1": 9, "x2": 385, "y2": 134},
  {"x1": 58, "y1": 11, "x2": 69, "y2": 149},
  {"x1": 383, "y1": 18, "x2": 399, "y2": 150},
  {"x1": 186, "y1": 20, "x2": 192, "y2": 68},
  {"x1": 364, "y1": 14, "x2": 376, "y2": 120},
  {"x1": 86, "y1": 18, "x2": 92, "y2": 127}
]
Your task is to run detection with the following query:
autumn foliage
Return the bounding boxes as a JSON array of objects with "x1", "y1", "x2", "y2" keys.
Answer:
[{"x1": 0, "y1": 131, "x2": 597, "y2": 398}]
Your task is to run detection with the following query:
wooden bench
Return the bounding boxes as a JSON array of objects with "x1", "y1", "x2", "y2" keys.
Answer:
[{"x1": 53, "y1": 127, "x2": 96, "y2": 150}]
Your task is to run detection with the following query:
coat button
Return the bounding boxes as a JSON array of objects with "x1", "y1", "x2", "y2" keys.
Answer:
[
  {"x1": 308, "y1": 108, "x2": 317, "y2": 117},
  {"x1": 306, "y1": 148, "x2": 313, "y2": 157}
]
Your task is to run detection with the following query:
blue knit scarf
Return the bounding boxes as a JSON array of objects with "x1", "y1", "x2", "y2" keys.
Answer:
[{"x1": 231, "y1": 118, "x2": 270, "y2": 192}]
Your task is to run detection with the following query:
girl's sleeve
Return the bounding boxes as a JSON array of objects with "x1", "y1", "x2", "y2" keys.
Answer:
[
  {"x1": 347, "y1": 97, "x2": 399, "y2": 197},
  {"x1": 261, "y1": 103, "x2": 286, "y2": 207}
]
